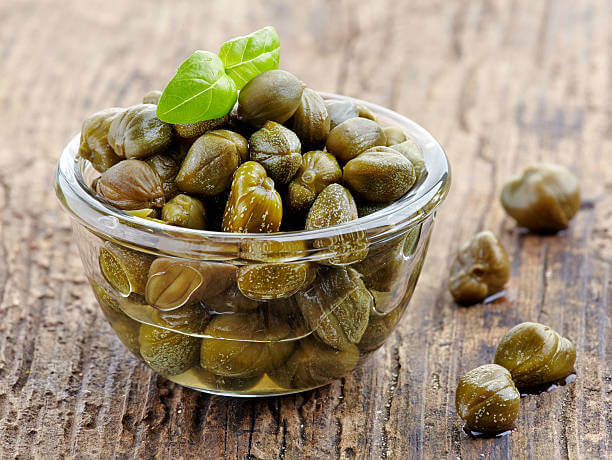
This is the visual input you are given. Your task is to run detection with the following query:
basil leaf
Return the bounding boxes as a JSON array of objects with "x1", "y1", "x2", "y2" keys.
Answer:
[
  {"x1": 156, "y1": 50, "x2": 237, "y2": 124},
  {"x1": 219, "y1": 26, "x2": 280, "y2": 90}
]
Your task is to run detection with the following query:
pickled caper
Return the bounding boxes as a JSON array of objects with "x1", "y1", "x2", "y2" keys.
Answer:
[
  {"x1": 249, "y1": 121, "x2": 302, "y2": 184},
  {"x1": 290, "y1": 88, "x2": 330, "y2": 148},
  {"x1": 383, "y1": 126, "x2": 407, "y2": 146},
  {"x1": 358, "y1": 306, "x2": 404, "y2": 353},
  {"x1": 161, "y1": 194, "x2": 206, "y2": 230},
  {"x1": 174, "y1": 114, "x2": 230, "y2": 139},
  {"x1": 79, "y1": 108, "x2": 124, "y2": 172},
  {"x1": 145, "y1": 153, "x2": 180, "y2": 200},
  {"x1": 99, "y1": 242, "x2": 154, "y2": 296},
  {"x1": 389, "y1": 139, "x2": 427, "y2": 184},
  {"x1": 142, "y1": 90, "x2": 162, "y2": 105},
  {"x1": 326, "y1": 117, "x2": 386, "y2": 163}
]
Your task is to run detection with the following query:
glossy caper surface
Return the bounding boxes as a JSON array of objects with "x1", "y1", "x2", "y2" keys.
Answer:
[
  {"x1": 249, "y1": 121, "x2": 302, "y2": 184},
  {"x1": 79, "y1": 108, "x2": 124, "y2": 172},
  {"x1": 494, "y1": 322, "x2": 576, "y2": 387},
  {"x1": 99, "y1": 242, "x2": 153, "y2": 296},
  {"x1": 448, "y1": 230, "x2": 510, "y2": 305},
  {"x1": 455, "y1": 364, "x2": 520, "y2": 434},
  {"x1": 290, "y1": 88, "x2": 330, "y2": 147},
  {"x1": 326, "y1": 117, "x2": 386, "y2": 163},
  {"x1": 161, "y1": 194, "x2": 206, "y2": 229}
]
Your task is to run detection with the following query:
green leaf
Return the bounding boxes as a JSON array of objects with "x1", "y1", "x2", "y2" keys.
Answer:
[
  {"x1": 156, "y1": 50, "x2": 237, "y2": 124},
  {"x1": 219, "y1": 26, "x2": 280, "y2": 90}
]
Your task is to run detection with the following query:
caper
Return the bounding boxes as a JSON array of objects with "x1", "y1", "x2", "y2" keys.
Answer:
[
  {"x1": 161, "y1": 194, "x2": 206, "y2": 229},
  {"x1": 355, "y1": 103, "x2": 377, "y2": 122},
  {"x1": 145, "y1": 258, "x2": 236, "y2": 310},
  {"x1": 180, "y1": 367, "x2": 261, "y2": 392},
  {"x1": 95, "y1": 159, "x2": 165, "y2": 210},
  {"x1": 305, "y1": 183, "x2": 368, "y2": 265},
  {"x1": 287, "y1": 150, "x2": 342, "y2": 214},
  {"x1": 249, "y1": 121, "x2": 302, "y2": 184},
  {"x1": 290, "y1": 88, "x2": 330, "y2": 148},
  {"x1": 174, "y1": 114, "x2": 230, "y2": 139},
  {"x1": 501, "y1": 164, "x2": 581, "y2": 233},
  {"x1": 389, "y1": 139, "x2": 426, "y2": 183},
  {"x1": 78, "y1": 108, "x2": 124, "y2": 172},
  {"x1": 358, "y1": 305, "x2": 404, "y2": 353},
  {"x1": 175, "y1": 130, "x2": 247, "y2": 197},
  {"x1": 237, "y1": 262, "x2": 313, "y2": 300},
  {"x1": 222, "y1": 161, "x2": 283, "y2": 233},
  {"x1": 269, "y1": 337, "x2": 360, "y2": 389},
  {"x1": 238, "y1": 70, "x2": 305, "y2": 127},
  {"x1": 383, "y1": 126, "x2": 407, "y2": 146},
  {"x1": 353, "y1": 233, "x2": 406, "y2": 292},
  {"x1": 139, "y1": 303, "x2": 208, "y2": 376},
  {"x1": 326, "y1": 117, "x2": 386, "y2": 163},
  {"x1": 296, "y1": 267, "x2": 372, "y2": 350},
  {"x1": 202, "y1": 284, "x2": 260, "y2": 313},
  {"x1": 108, "y1": 104, "x2": 173, "y2": 159},
  {"x1": 343, "y1": 147, "x2": 416, "y2": 203},
  {"x1": 200, "y1": 311, "x2": 295, "y2": 379},
  {"x1": 355, "y1": 199, "x2": 388, "y2": 218},
  {"x1": 324, "y1": 100, "x2": 360, "y2": 130},
  {"x1": 455, "y1": 364, "x2": 520, "y2": 434},
  {"x1": 146, "y1": 153, "x2": 180, "y2": 200},
  {"x1": 142, "y1": 90, "x2": 162, "y2": 105},
  {"x1": 448, "y1": 230, "x2": 510, "y2": 305},
  {"x1": 494, "y1": 322, "x2": 576, "y2": 387},
  {"x1": 99, "y1": 242, "x2": 154, "y2": 296}
]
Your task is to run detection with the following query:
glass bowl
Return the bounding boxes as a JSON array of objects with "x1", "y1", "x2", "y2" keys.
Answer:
[{"x1": 55, "y1": 93, "x2": 450, "y2": 396}]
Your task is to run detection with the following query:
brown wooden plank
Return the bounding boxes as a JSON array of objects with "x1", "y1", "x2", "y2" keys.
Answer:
[{"x1": 0, "y1": 0, "x2": 609, "y2": 458}]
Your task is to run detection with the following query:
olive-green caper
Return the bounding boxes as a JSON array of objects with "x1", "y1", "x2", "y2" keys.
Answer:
[
  {"x1": 202, "y1": 284, "x2": 260, "y2": 313},
  {"x1": 455, "y1": 364, "x2": 520, "y2": 434},
  {"x1": 305, "y1": 183, "x2": 368, "y2": 265},
  {"x1": 287, "y1": 151, "x2": 342, "y2": 214},
  {"x1": 178, "y1": 367, "x2": 261, "y2": 392},
  {"x1": 145, "y1": 153, "x2": 180, "y2": 200},
  {"x1": 290, "y1": 88, "x2": 330, "y2": 147},
  {"x1": 353, "y1": 233, "x2": 406, "y2": 292},
  {"x1": 142, "y1": 90, "x2": 162, "y2": 105},
  {"x1": 145, "y1": 258, "x2": 236, "y2": 310},
  {"x1": 501, "y1": 164, "x2": 581, "y2": 233},
  {"x1": 358, "y1": 305, "x2": 404, "y2": 353},
  {"x1": 108, "y1": 104, "x2": 173, "y2": 159},
  {"x1": 355, "y1": 199, "x2": 388, "y2": 218},
  {"x1": 174, "y1": 114, "x2": 230, "y2": 139},
  {"x1": 79, "y1": 108, "x2": 124, "y2": 172},
  {"x1": 238, "y1": 70, "x2": 305, "y2": 127},
  {"x1": 99, "y1": 242, "x2": 154, "y2": 296},
  {"x1": 139, "y1": 303, "x2": 208, "y2": 376},
  {"x1": 200, "y1": 311, "x2": 295, "y2": 378},
  {"x1": 355, "y1": 103, "x2": 377, "y2": 122},
  {"x1": 389, "y1": 139, "x2": 426, "y2": 183},
  {"x1": 175, "y1": 130, "x2": 247, "y2": 197},
  {"x1": 326, "y1": 117, "x2": 386, "y2": 163},
  {"x1": 296, "y1": 267, "x2": 372, "y2": 350},
  {"x1": 269, "y1": 337, "x2": 360, "y2": 389},
  {"x1": 161, "y1": 194, "x2": 206, "y2": 230},
  {"x1": 383, "y1": 126, "x2": 407, "y2": 146},
  {"x1": 494, "y1": 322, "x2": 576, "y2": 387},
  {"x1": 249, "y1": 121, "x2": 302, "y2": 184},
  {"x1": 237, "y1": 262, "x2": 313, "y2": 300},
  {"x1": 448, "y1": 230, "x2": 510, "y2": 305},
  {"x1": 96, "y1": 159, "x2": 165, "y2": 210},
  {"x1": 222, "y1": 161, "x2": 283, "y2": 233},
  {"x1": 343, "y1": 147, "x2": 416, "y2": 203},
  {"x1": 324, "y1": 100, "x2": 360, "y2": 130}
]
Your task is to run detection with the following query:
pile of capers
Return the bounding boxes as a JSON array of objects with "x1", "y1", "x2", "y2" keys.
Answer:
[{"x1": 79, "y1": 69, "x2": 425, "y2": 393}]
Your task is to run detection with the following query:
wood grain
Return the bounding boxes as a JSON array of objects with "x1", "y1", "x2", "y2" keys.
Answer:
[{"x1": 0, "y1": 0, "x2": 610, "y2": 458}]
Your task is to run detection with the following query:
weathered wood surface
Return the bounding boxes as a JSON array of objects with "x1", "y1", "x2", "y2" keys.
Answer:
[{"x1": 0, "y1": 0, "x2": 610, "y2": 458}]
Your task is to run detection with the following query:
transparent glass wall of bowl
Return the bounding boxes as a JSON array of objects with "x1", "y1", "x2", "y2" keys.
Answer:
[{"x1": 56, "y1": 92, "x2": 449, "y2": 396}]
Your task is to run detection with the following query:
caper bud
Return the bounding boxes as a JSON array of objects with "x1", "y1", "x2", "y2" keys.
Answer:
[
  {"x1": 296, "y1": 267, "x2": 372, "y2": 350},
  {"x1": 353, "y1": 233, "x2": 407, "y2": 292},
  {"x1": 383, "y1": 126, "x2": 407, "y2": 146},
  {"x1": 343, "y1": 147, "x2": 416, "y2": 203},
  {"x1": 238, "y1": 70, "x2": 305, "y2": 128},
  {"x1": 90, "y1": 280, "x2": 141, "y2": 356},
  {"x1": 389, "y1": 139, "x2": 427, "y2": 183},
  {"x1": 269, "y1": 337, "x2": 360, "y2": 389},
  {"x1": 287, "y1": 151, "x2": 342, "y2": 214},
  {"x1": 202, "y1": 284, "x2": 260, "y2": 313},
  {"x1": 249, "y1": 121, "x2": 302, "y2": 184},
  {"x1": 95, "y1": 159, "x2": 165, "y2": 210},
  {"x1": 139, "y1": 303, "x2": 208, "y2": 376},
  {"x1": 146, "y1": 153, "x2": 180, "y2": 200},
  {"x1": 501, "y1": 164, "x2": 581, "y2": 233},
  {"x1": 305, "y1": 184, "x2": 368, "y2": 265},
  {"x1": 494, "y1": 322, "x2": 576, "y2": 387},
  {"x1": 200, "y1": 311, "x2": 295, "y2": 378},
  {"x1": 358, "y1": 305, "x2": 404, "y2": 353},
  {"x1": 180, "y1": 367, "x2": 260, "y2": 392},
  {"x1": 355, "y1": 103, "x2": 377, "y2": 122},
  {"x1": 290, "y1": 88, "x2": 330, "y2": 148},
  {"x1": 324, "y1": 100, "x2": 360, "y2": 130},
  {"x1": 222, "y1": 161, "x2": 283, "y2": 233},
  {"x1": 237, "y1": 263, "x2": 313, "y2": 300},
  {"x1": 326, "y1": 117, "x2": 386, "y2": 163},
  {"x1": 448, "y1": 230, "x2": 510, "y2": 305},
  {"x1": 142, "y1": 90, "x2": 162, "y2": 105},
  {"x1": 355, "y1": 199, "x2": 388, "y2": 218},
  {"x1": 174, "y1": 114, "x2": 230, "y2": 139},
  {"x1": 161, "y1": 194, "x2": 206, "y2": 230},
  {"x1": 99, "y1": 242, "x2": 154, "y2": 296},
  {"x1": 108, "y1": 104, "x2": 173, "y2": 159},
  {"x1": 145, "y1": 258, "x2": 236, "y2": 310},
  {"x1": 175, "y1": 130, "x2": 247, "y2": 197},
  {"x1": 79, "y1": 108, "x2": 124, "y2": 172},
  {"x1": 455, "y1": 364, "x2": 520, "y2": 434}
]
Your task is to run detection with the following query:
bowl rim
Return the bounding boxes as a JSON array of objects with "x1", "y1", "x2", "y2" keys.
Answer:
[{"x1": 55, "y1": 92, "x2": 451, "y2": 259}]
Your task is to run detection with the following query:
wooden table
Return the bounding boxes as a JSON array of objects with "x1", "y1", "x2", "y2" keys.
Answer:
[{"x1": 0, "y1": 0, "x2": 610, "y2": 458}]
